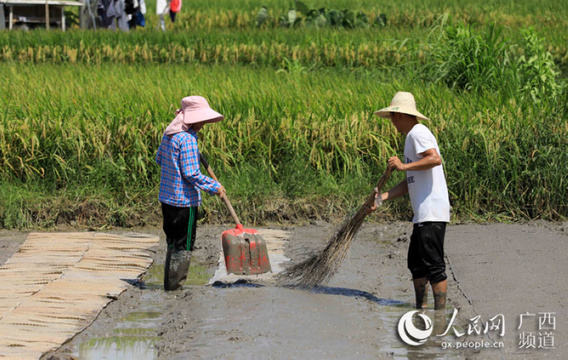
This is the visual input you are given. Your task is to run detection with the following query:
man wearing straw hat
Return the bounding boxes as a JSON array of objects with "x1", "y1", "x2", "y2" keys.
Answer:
[
  {"x1": 370, "y1": 91, "x2": 450, "y2": 310},
  {"x1": 156, "y1": 96, "x2": 226, "y2": 291}
]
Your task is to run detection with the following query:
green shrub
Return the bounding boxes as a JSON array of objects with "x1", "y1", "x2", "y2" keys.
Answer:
[
  {"x1": 425, "y1": 19, "x2": 515, "y2": 94},
  {"x1": 516, "y1": 27, "x2": 560, "y2": 103}
]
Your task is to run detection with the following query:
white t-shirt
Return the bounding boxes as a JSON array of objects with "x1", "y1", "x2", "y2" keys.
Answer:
[
  {"x1": 156, "y1": 0, "x2": 167, "y2": 14},
  {"x1": 404, "y1": 124, "x2": 450, "y2": 223}
]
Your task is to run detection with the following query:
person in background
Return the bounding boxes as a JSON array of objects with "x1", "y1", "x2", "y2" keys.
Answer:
[
  {"x1": 97, "y1": 0, "x2": 129, "y2": 31},
  {"x1": 155, "y1": 0, "x2": 180, "y2": 31},
  {"x1": 136, "y1": 0, "x2": 146, "y2": 27},
  {"x1": 169, "y1": 0, "x2": 181, "y2": 22},
  {"x1": 126, "y1": 0, "x2": 145, "y2": 28},
  {"x1": 370, "y1": 91, "x2": 451, "y2": 310},
  {"x1": 156, "y1": 0, "x2": 167, "y2": 31},
  {"x1": 156, "y1": 96, "x2": 226, "y2": 291}
]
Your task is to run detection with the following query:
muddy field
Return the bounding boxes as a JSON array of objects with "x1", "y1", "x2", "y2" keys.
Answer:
[{"x1": 1, "y1": 220, "x2": 566, "y2": 359}]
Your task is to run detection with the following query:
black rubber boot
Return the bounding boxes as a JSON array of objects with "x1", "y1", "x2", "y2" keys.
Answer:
[{"x1": 164, "y1": 247, "x2": 191, "y2": 291}]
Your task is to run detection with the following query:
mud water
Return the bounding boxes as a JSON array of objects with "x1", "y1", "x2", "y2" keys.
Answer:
[{"x1": 1, "y1": 220, "x2": 566, "y2": 359}]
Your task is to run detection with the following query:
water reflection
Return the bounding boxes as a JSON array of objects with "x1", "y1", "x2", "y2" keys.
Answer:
[
  {"x1": 140, "y1": 263, "x2": 210, "y2": 289},
  {"x1": 72, "y1": 293, "x2": 164, "y2": 360},
  {"x1": 76, "y1": 336, "x2": 158, "y2": 360}
]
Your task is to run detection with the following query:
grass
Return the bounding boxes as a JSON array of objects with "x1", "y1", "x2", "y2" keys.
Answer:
[
  {"x1": 1, "y1": 1, "x2": 567, "y2": 228},
  {"x1": 1, "y1": 61, "x2": 565, "y2": 228}
]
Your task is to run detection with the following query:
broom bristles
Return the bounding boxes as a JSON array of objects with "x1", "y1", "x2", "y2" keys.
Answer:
[{"x1": 277, "y1": 167, "x2": 393, "y2": 288}]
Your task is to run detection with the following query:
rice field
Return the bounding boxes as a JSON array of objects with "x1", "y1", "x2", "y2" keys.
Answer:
[{"x1": 0, "y1": 0, "x2": 566, "y2": 228}]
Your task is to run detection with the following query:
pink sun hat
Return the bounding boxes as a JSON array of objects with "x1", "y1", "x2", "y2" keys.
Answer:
[{"x1": 164, "y1": 96, "x2": 224, "y2": 135}]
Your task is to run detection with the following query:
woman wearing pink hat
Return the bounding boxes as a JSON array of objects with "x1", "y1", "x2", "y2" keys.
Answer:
[
  {"x1": 370, "y1": 92, "x2": 451, "y2": 310},
  {"x1": 156, "y1": 96, "x2": 226, "y2": 291}
]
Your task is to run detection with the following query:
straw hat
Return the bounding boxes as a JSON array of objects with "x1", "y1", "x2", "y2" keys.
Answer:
[{"x1": 374, "y1": 92, "x2": 430, "y2": 121}]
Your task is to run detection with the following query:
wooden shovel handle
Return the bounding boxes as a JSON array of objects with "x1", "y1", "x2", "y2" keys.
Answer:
[{"x1": 199, "y1": 153, "x2": 242, "y2": 227}]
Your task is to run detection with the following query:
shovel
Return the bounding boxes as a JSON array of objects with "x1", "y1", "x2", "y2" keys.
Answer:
[{"x1": 200, "y1": 154, "x2": 272, "y2": 275}]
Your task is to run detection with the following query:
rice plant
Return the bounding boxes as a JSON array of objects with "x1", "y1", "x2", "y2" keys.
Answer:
[
  {"x1": 1, "y1": 62, "x2": 566, "y2": 228},
  {"x1": 0, "y1": 0, "x2": 566, "y2": 228}
]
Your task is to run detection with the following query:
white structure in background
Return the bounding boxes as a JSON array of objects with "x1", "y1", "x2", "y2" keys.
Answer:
[{"x1": 0, "y1": 0, "x2": 82, "y2": 30}]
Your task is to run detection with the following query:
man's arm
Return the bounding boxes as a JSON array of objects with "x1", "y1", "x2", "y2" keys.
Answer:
[
  {"x1": 369, "y1": 148, "x2": 442, "y2": 213},
  {"x1": 369, "y1": 178, "x2": 408, "y2": 212},
  {"x1": 382, "y1": 178, "x2": 408, "y2": 201},
  {"x1": 388, "y1": 148, "x2": 442, "y2": 172}
]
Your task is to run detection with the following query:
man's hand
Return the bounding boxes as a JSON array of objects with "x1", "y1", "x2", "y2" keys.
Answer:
[
  {"x1": 368, "y1": 188, "x2": 384, "y2": 214},
  {"x1": 217, "y1": 185, "x2": 226, "y2": 198},
  {"x1": 388, "y1": 156, "x2": 406, "y2": 171}
]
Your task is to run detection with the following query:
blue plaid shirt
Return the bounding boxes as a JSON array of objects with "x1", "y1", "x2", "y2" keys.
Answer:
[{"x1": 156, "y1": 129, "x2": 220, "y2": 207}]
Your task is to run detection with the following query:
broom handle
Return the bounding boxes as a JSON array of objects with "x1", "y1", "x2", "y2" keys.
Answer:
[
  {"x1": 199, "y1": 153, "x2": 242, "y2": 228},
  {"x1": 363, "y1": 165, "x2": 394, "y2": 209}
]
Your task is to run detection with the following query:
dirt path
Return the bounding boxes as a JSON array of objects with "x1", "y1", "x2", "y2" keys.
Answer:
[
  {"x1": 444, "y1": 222, "x2": 567, "y2": 359},
  {"x1": 1, "y1": 221, "x2": 566, "y2": 359}
]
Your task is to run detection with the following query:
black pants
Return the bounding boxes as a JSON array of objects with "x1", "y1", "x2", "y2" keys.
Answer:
[
  {"x1": 162, "y1": 202, "x2": 198, "y2": 251},
  {"x1": 161, "y1": 203, "x2": 198, "y2": 290},
  {"x1": 169, "y1": 10, "x2": 177, "y2": 22},
  {"x1": 408, "y1": 222, "x2": 447, "y2": 284}
]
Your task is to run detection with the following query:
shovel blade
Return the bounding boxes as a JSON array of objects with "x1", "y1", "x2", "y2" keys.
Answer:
[{"x1": 221, "y1": 227, "x2": 272, "y2": 275}]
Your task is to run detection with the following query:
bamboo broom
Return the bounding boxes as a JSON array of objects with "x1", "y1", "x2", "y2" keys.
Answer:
[{"x1": 277, "y1": 165, "x2": 393, "y2": 288}]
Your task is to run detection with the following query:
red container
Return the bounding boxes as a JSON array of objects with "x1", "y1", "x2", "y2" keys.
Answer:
[{"x1": 221, "y1": 225, "x2": 272, "y2": 275}]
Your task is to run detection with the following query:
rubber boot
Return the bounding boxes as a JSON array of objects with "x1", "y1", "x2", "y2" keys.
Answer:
[{"x1": 164, "y1": 247, "x2": 191, "y2": 291}]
